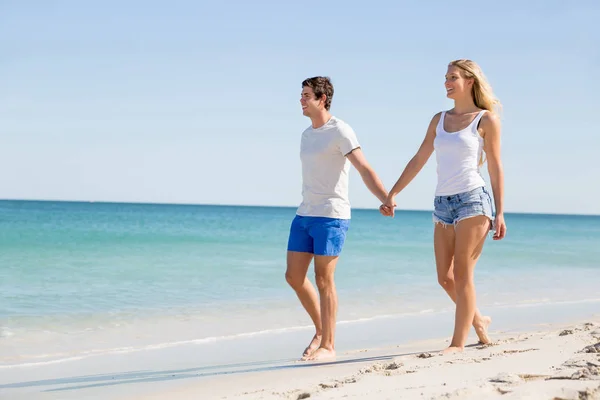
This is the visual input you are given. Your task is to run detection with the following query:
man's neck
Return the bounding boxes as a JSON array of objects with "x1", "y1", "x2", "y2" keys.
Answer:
[{"x1": 310, "y1": 111, "x2": 332, "y2": 129}]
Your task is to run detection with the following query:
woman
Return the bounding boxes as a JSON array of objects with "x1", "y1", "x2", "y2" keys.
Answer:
[{"x1": 380, "y1": 59, "x2": 507, "y2": 354}]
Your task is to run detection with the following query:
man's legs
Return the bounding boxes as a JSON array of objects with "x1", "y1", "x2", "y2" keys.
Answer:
[
  {"x1": 304, "y1": 218, "x2": 348, "y2": 361},
  {"x1": 305, "y1": 255, "x2": 339, "y2": 361},
  {"x1": 286, "y1": 216, "x2": 348, "y2": 361},
  {"x1": 285, "y1": 251, "x2": 322, "y2": 358},
  {"x1": 286, "y1": 216, "x2": 323, "y2": 358}
]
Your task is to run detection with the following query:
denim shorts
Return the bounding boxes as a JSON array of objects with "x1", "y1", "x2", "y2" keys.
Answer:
[
  {"x1": 433, "y1": 186, "x2": 494, "y2": 227},
  {"x1": 287, "y1": 215, "x2": 350, "y2": 256}
]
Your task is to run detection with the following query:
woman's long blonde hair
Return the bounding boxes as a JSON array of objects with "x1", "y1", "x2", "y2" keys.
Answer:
[
  {"x1": 449, "y1": 59, "x2": 502, "y2": 115},
  {"x1": 449, "y1": 59, "x2": 501, "y2": 166}
]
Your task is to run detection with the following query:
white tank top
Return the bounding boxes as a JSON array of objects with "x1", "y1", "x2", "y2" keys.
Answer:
[{"x1": 433, "y1": 110, "x2": 486, "y2": 196}]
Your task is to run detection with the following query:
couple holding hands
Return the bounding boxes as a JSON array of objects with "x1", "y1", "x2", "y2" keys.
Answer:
[{"x1": 285, "y1": 59, "x2": 506, "y2": 361}]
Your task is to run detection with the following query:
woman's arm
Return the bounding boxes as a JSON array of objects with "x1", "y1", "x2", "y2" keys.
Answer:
[
  {"x1": 381, "y1": 112, "x2": 440, "y2": 216},
  {"x1": 481, "y1": 112, "x2": 507, "y2": 240}
]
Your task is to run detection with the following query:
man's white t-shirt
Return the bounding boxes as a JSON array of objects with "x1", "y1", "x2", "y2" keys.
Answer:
[{"x1": 296, "y1": 116, "x2": 360, "y2": 219}]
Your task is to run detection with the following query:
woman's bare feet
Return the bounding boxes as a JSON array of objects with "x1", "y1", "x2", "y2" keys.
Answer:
[
  {"x1": 301, "y1": 334, "x2": 321, "y2": 360},
  {"x1": 306, "y1": 347, "x2": 336, "y2": 361},
  {"x1": 474, "y1": 315, "x2": 492, "y2": 344},
  {"x1": 441, "y1": 346, "x2": 464, "y2": 355}
]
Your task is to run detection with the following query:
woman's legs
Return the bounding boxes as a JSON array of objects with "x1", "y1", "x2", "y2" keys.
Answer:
[
  {"x1": 434, "y1": 217, "x2": 491, "y2": 352},
  {"x1": 440, "y1": 215, "x2": 490, "y2": 353}
]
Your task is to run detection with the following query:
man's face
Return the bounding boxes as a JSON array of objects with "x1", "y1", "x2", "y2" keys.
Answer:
[{"x1": 300, "y1": 86, "x2": 324, "y2": 117}]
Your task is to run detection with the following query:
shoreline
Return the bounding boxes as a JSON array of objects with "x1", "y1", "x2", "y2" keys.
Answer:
[{"x1": 3, "y1": 298, "x2": 600, "y2": 370}]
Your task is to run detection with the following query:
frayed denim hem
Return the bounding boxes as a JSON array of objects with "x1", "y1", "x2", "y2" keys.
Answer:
[
  {"x1": 432, "y1": 214, "x2": 453, "y2": 228},
  {"x1": 432, "y1": 213, "x2": 494, "y2": 232}
]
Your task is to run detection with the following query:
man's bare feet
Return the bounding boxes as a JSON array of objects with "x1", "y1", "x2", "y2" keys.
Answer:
[
  {"x1": 306, "y1": 347, "x2": 336, "y2": 361},
  {"x1": 474, "y1": 316, "x2": 492, "y2": 344},
  {"x1": 441, "y1": 346, "x2": 464, "y2": 355},
  {"x1": 301, "y1": 334, "x2": 321, "y2": 360}
]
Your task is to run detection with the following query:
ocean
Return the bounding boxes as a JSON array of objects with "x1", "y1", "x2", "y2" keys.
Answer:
[{"x1": 1, "y1": 200, "x2": 599, "y2": 369}]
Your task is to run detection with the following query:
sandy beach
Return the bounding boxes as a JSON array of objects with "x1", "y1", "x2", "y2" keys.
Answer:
[
  {"x1": 4, "y1": 314, "x2": 599, "y2": 400},
  {"x1": 142, "y1": 318, "x2": 600, "y2": 400}
]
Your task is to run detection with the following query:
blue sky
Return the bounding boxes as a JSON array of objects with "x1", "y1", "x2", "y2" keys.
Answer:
[{"x1": 1, "y1": 1, "x2": 599, "y2": 215}]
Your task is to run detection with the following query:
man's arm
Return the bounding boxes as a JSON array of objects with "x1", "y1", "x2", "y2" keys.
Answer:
[{"x1": 346, "y1": 148, "x2": 388, "y2": 204}]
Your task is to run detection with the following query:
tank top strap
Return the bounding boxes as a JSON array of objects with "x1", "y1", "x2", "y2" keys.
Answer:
[
  {"x1": 472, "y1": 110, "x2": 487, "y2": 131},
  {"x1": 440, "y1": 111, "x2": 447, "y2": 125},
  {"x1": 436, "y1": 111, "x2": 446, "y2": 133}
]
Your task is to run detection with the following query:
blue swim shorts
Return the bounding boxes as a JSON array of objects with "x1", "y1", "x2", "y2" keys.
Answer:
[
  {"x1": 287, "y1": 215, "x2": 350, "y2": 257},
  {"x1": 433, "y1": 186, "x2": 494, "y2": 227}
]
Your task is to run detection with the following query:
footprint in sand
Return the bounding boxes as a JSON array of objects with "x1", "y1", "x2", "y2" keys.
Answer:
[
  {"x1": 476, "y1": 342, "x2": 498, "y2": 350},
  {"x1": 581, "y1": 343, "x2": 600, "y2": 354},
  {"x1": 502, "y1": 348, "x2": 540, "y2": 354},
  {"x1": 559, "y1": 329, "x2": 575, "y2": 336},
  {"x1": 548, "y1": 366, "x2": 600, "y2": 381},
  {"x1": 384, "y1": 361, "x2": 403, "y2": 370},
  {"x1": 417, "y1": 352, "x2": 434, "y2": 358},
  {"x1": 489, "y1": 372, "x2": 523, "y2": 384}
]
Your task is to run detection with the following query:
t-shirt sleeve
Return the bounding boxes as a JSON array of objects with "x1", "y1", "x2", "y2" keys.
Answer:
[{"x1": 338, "y1": 123, "x2": 361, "y2": 156}]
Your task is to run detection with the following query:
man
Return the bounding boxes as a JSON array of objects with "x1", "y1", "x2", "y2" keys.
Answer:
[{"x1": 285, "y1": 76, "x2": 392, "y2": 361}]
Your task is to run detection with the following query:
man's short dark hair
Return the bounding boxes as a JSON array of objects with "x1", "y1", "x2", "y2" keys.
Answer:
[{"x1": 302, "y1": 76, "x2": 334, "y2": 110}]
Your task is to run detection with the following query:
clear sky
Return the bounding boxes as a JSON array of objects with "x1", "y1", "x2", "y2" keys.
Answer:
[{"x1": 2, "y1": 1, "x2": 599, "y2": 215}]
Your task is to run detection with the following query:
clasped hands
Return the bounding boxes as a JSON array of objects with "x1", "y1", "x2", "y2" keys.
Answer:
[{"x1": 379, "y1": 196, "x2": 396, "y2": 217}]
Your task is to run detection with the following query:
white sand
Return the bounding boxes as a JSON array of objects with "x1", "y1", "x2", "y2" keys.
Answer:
[{"x1": 135, "y1": 319, "x2": 600, "y2": 400}]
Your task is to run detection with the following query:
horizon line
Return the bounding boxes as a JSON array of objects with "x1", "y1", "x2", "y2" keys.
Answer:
[{"x1": 1, "y1": 198, "x2": 599, "y2": 218}]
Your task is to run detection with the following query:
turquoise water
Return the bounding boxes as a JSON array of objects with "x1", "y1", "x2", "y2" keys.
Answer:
[{"x1": 1, "y1": 200, "x2": 599, "y2": 366}]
